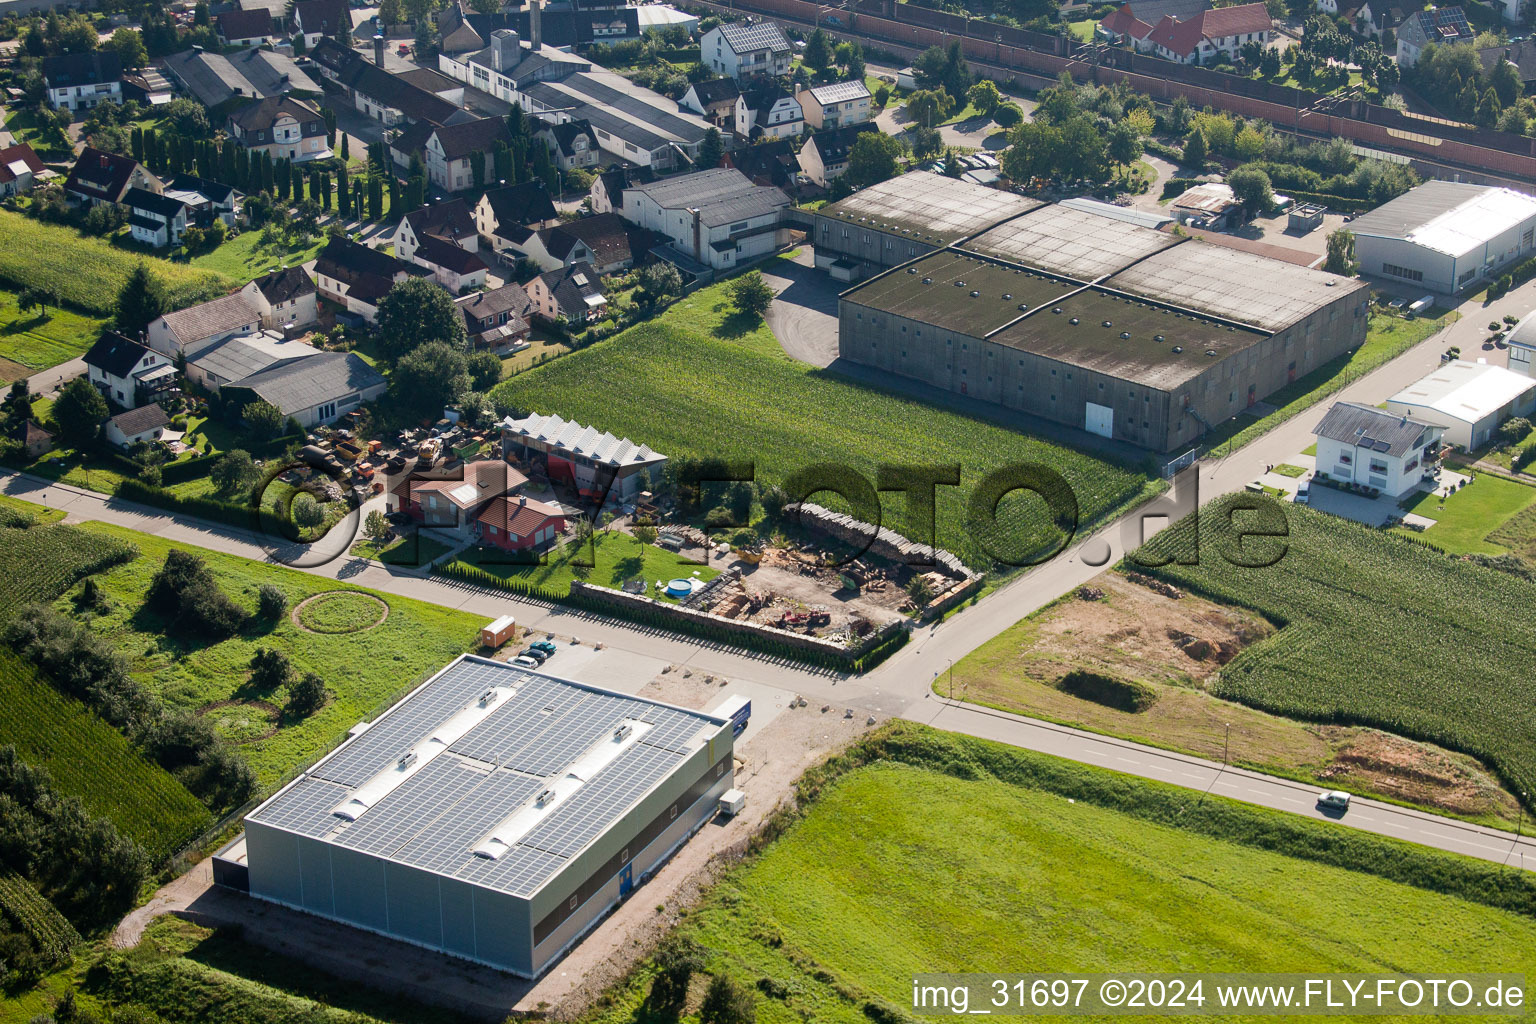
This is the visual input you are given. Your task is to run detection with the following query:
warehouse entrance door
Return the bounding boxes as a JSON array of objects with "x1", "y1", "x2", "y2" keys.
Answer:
[
  {"x1": 1085, "y1": 402, "x2": 1113, "y2": 438},
  {"x1": 619, "y1": 863, "x2": 634, "y2": 896}
]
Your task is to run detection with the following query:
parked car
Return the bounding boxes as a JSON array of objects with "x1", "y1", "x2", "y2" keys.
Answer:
[
  {"x1": 529, "y1": 640, "x2": 558, "y2": 656},
  {"x1": 1294, "y1": 479, "x2": 1310, "y2": 505},
  {"x1": 518, "y1": 647, "x2": 549, "y2": 663},
  {"x1": 512, "y1": 655, "x2": 540, "y2": 667},
  {"x1": 1316, "y1": 790, "x2": 1351, "y2": 810}
]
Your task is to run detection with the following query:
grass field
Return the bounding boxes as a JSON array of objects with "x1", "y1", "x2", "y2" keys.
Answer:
[
  {"x1": 349, "y1": 532, "x2": 454, "y2": 566},
  {"x1": 1204, "y1": 311, "x2": 1453, "y2": 457},
  {"x1": 0, "y1": 210, "x2": 234, "y2": 316},
  {"x1": 0, "y1": 288, "x2": 108, "y2": 380},
  {"x1": 4, "y1": 106, "x2": 70, "y2": 160},
  {"x1": 66, "y1": 523, "x2": 482, "y2": 787},
  {"x1": 491, "y1": 259, "x2": 1159, "y2": 569},
  {"x1": 189, "y1": 229, "x2": 327, "y2": 280},
  {"x1": 1394, "y1": 473, "x2": 1536, "y2": 555},
  {"x1": 1142, "y1": 498, "x2": 1536, "y2": 811},
  {"x1": 587, "y1": 725, "x2": 1536, "y2": 1024},
  {"x1": 447, "y1": 529, "x2": 717, "y2": 598}
]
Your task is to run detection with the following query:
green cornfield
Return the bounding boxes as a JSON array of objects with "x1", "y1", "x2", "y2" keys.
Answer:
[
  {"x1": 0, "y1": 521, "x2": 140, "y2": 619},
  {"x1": 0, "y1": 871, "x2": 80, "y2": 967},
  {"x1": 1146, "y1": 498, "x2": 1536, "y2": 803},
  {"x1": 0, "y1": 210, "x2": 235, "y2": 316},
  {"x1": 492, "y1": 298, "x2": 1157, "y2": 568}
]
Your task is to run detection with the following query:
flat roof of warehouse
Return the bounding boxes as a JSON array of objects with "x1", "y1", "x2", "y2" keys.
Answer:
[
  {"x1": 1103, "y1": 241, "x2": 1363, "y2": 332},
  {"x1": 843, "y1": 251, "x2": 1085, "y2": 337},
  {"x1": 246, "y1": 656, "x2": 725, "y2": 899},
  {"x1": 816, "y1": 171, "x2": 1042, "y2": 246},
  {"x1": 960, "y1": 204, "x2": 1182, "y2": 280},
  {"x1": 993, "y1": 287, "x2": 1266, "y2": 390},
  {"x1": 1348, "y1": 181, "x2": 1536, "y2": 259}
]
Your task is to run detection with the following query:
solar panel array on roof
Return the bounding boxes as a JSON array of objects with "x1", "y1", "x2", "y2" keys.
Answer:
[{"x1": 246, "y1": 657, "x2": 723, "y2": 899}]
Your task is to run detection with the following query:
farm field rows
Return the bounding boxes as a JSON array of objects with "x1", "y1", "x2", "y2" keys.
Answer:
[
  {"x1": 0, "y1": 518, "x2": 139, "y2": 618},
  {"x1": 586, "y1": 725, "x2": 1536, "y2": 1024},
  {"x1": 0, "y1": 210, "x2": 234, "y2": 316},
  {"x1": 1145, "y1": 498, "x2": 1536, "y2": 810},
  {"x1": 69, "y1": 523, "x2": 483, "y2": 788},
  {"x1": 0, "y1": 288, "x2": 108, "y2": 381},
  {"x1": 492, "y1": 261, "x2": 1160, "y2": 568}
]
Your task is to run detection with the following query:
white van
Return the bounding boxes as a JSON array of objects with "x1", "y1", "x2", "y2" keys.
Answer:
[
  {"x1": 1317, "y1": 790, "x2": 1351, "y2": 810},
  {"x1": 1295, "y1": 478, "x2": 1310, "y2": 505}
]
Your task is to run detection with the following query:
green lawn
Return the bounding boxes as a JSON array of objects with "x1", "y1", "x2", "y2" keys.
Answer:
[
  {"x1": 0, "y1": 288, "x2": 108, "y2": 380},
  {"x1": 499, "y1": 331, "x2": 573, "y2": 377},
  {"x1": 60, "y1": 523, "x2": 482, "y2": 788},
  {"x1": 588, "y1": 725, "x2": 1536, "y2": 1024},
  {"x1": 448, "y1": 529, "x2": 716, "y2": 599},
  {"x1": 1394, "y1": 472, "x2": 1536, "y2": 555},
  {"x1": 4, "y1": 106, "x2": 71, "y2": 160},
  {"x1": 0, "y1": 493, "x2": 64, "y2": 524},
  {"x1": 189, "y1": 229, "x2": 327, "y2": 280},
  {"x1": 490, "y1": 257, "x2": 1159, "y2": 569},
  {"x1": 0, "y1": 210, "x2": 234, "y2": 316},
  {"x1": 1064, "y1": 17, "x2": 1096, "y2": 40},
  {"x1": 1204, "y1": 311, "x2": 1454, "y2": 457},
  {"x1": 1272, "y1": 463, "x2": 1307, "y2": 477},
  {"x1": 350, "y1": 532, "x2": 454, "y2": 566}
]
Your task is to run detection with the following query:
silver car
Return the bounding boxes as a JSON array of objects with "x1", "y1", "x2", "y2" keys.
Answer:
[{"x1": 1317, "y1": 790, "x2": 1351, "y2": 810}]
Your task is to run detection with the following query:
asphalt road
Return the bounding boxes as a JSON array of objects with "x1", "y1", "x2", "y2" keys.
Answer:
[{"x1": 8, "y1": 280, "x2": 1536, "y2": 871}]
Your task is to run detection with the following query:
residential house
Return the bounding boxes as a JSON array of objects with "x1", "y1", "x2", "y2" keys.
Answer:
[
  {"x1": 119, "y1": 68, "x2": 175, "y2": 107},
  {"x1": 125, "y1": 186, "x2": 189, "y2": 248},
  {"x1": 622, "y1": 167, "x2": 790, "y2": 272},
  {"x1": 397, "y1": 199, "x2": 481, "y2": 263},
  {"x1": 797, "y1": 123, "x2": 879, "y2": 186},
  {"x1": 533, "y1": 117, "x2": 600, "y2": 173},
  {"x1": 390, "y1": 458, "x2": 529, "y2": 535},
  {"x1": 386, "y1": 118, "x2": 438, "y2": 171},
  {"x1": 335, "y1": 50, "x2": 469, "y2": 127},
  {"x1": 436, "y1": 30, "x2": 711, "y2": 170},
  {"x1": 1134, "y1": 3, "x2": 1272, "y2": 63},
  {"x1": 0, "y1": 143, "x2": 46, "y2": 196},
  {"x1": 162, "y1": 175, "x2": 238, "y2": 227},
  {"x1": 104, "y1": 403, "x2": 170, "y2": 451},
  {"x1": 413, "y1": 234, "x2": 489, "y2": 291},
  {"x1": 1312, "y1": 401, "x2": 1441, "y2": 498},
  {"x1": 501, "y1": 409, "x2": 666, "y2": 501},
  {"x1": 1356, "y1": 1, "x2": 1405, "y2": 38},
  {"x1": 1098, "y1": 3, "x2": 1155, "y2": 42},
  {"x1": 62, "y1": 147, "x2": 161, "y2": 208},
  {"x1": 736, "y1": 82, "x2": 803, "y2": 139},
  {"x1": 796, "y1": 80, "x2": 871, "y2": 130},
  {"x1": 82, "y1": 331, "x2": 178, "y2": 410},
  {"x1": 1385, "y1": 360, "x2": 1536, "y2": 449},
  {"x1": 1479, "y1": 40, "x2": 1536, "y2": 92},
  {"x1": 216, "y1": 8, "x2": 277, "y2": 47},
  {"x1": 146, "y1": 292, "x2": 265, "y2": 357},
  {"x1": 701, "y1": 21, "x2": 792, "y2": 81},
  {"x1": 587, "y1": 166, "x2": 653, "y2": 215},
  {"x1": 162, "y1": 47, "x2": 322, "y2": 108},
  {"x1": 313, "y1": 236, "x2": 423, "y2": 321},
  {"x1": 226, "y1": 96, "x2": 333, "y2": 162},
  {"x1": 179, "y1": 332, "x2": 321, "y2": 393},
  {"x1": 1396, "y1": 6, "x2": 1471, "y2": 65},
  {"x1": 425, "y1": 117, "x2": 512, "y2": 192},
  {"x1": 19, "y1": 421, "x2": 54, "y2": 459},
  {"x1": 42, "y1": 51, "x2": 121, "y2": 111},
  {"x1": 241, "y1": 266, "x2": 319, "y2": 330},
  {"x1": 526, "y1": 261, "x2": 607, "y2": 325},
  {"x1": 476, "y1": 494, "x2": 565, "y2": 552},
  {"x1": 725, "y1": 137, "x2": 797, "y2": 190},
  {"x1": 294, "y1": 0, "x2": 350, "y2": 49},
  {"x1": 473, "y1": 181, "x2": 560, "y2": 252},
  {"x1": 454, "y1": 282, "x2": 533, "y2": 350},
  {"x1": 219, "y1": 351, "x2": 387, "y2": 428},
  {"x1": 1494, "y1": 0, "x2": 1525, "y2": 26},
  {"x1": 679, "y1": 78, "x2": 740, "y2": 128},
  {"x1": 517, "y1": 213, "x2": 657, "y2": 274}
]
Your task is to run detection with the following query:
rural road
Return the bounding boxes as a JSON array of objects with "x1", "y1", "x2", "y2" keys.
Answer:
[{"x1": 6, "y1": 279, "x2": 1536, "y2": 871}]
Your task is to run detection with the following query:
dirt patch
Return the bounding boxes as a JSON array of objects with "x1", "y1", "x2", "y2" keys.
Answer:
[
  {"x1": 1025, "y1": 573, "x2": 1273, "y2": 689},
  {"x1": 1316, "y1": 726, "x2": 1522, "y2": 820},
  {"x1": 0, "y1": 356, "x2": 33, "y2": 386},
  {"x1": 291, "y1": 591, "x2": 389, "y2": 633},
  {"x1": 197, "y1": 698, "x2": 281, "y2": 743}
]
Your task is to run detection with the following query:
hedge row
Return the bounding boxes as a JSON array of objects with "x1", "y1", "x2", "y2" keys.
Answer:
[{"x1": 157, "y1": 433, "x2": 303, "y2": 487}]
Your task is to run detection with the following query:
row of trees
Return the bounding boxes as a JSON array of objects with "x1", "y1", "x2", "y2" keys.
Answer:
[{"x1": 1410, "y1": 41, "x2": 1526, "y2": 129}]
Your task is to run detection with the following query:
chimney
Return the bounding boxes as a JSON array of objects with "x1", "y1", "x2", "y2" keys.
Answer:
[
  {"x1": 491, "y1": 29, "x2": 520, "y2": 71},
  {"x1": 529, "y1": 0, "x2": 541, "y2": 52},
  {"x1": 691, "y1": 207, "x2": 702, "y2": 262},
  {"x1": 375, "y1": 33, "x2": 385, "y2": 64}
]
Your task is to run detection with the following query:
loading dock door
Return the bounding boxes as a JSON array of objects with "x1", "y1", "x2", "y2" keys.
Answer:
[{"x1": 1085, "y1": 402, "x2": 1114, "y2": 438}]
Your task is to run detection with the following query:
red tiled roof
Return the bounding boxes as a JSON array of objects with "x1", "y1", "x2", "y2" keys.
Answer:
[
  {"x1": 1100, "y1": 4, "x2": 1154, "y2": 37},
  {"x1": 399, "y1": 459, "x2": 528, "y2": 510},
  {"x1": 475, "y1": 495, "x2": 564, "y2": 537},
  {"x1": 0, "y1": 143, "x2": 45, "y2": 185},
  {"x1": 1148, "y1": 2, "x2": 1269, "y2": 54}
]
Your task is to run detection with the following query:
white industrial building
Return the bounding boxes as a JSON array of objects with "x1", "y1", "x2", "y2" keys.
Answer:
[
  {"x1": 621, "y1": 168, "x2": 790, "y2": 273},
  {"x1": 229, "y1": 656, "x2": 736, "y2": 978},
  {"x1": 1507, "y1": 310, "x2": 1536, "y2": 377},
  {"x1": 1349, "y1": 181, "x2": 1536, "y2": 295},
  {"x1": 1385, "y1": 359, "x2": 1536, "y2": 449}
]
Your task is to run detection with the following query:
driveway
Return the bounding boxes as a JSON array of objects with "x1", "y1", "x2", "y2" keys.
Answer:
[{"x1": 763, "y1": 248, "x2": 841, "y2": 367}]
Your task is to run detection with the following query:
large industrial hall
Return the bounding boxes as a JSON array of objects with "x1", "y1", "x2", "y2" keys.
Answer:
[
  {"x1": 817, "y1": 172, "x2": 1371, "y2": 452},
  {"x1": 232, "y1": 656, "x2": 737, "y2": 978}
]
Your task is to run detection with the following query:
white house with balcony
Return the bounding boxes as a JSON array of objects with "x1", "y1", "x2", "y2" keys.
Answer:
[
  {"x1": 1313, "y1": 401, "x2": 1442, "y2": 499},
  {"x1": 701, "y1": 21, "x2": 792, "y2": 81}
]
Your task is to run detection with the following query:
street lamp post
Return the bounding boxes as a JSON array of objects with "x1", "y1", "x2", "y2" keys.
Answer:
[{"x1": 1223, "y1": 722, "x2": 1231, "y2": 766}]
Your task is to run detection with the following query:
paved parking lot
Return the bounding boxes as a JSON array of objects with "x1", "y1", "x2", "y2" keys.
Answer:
[{"x1": 763, "y1": 249, "x2": 841, "y2": 367}]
